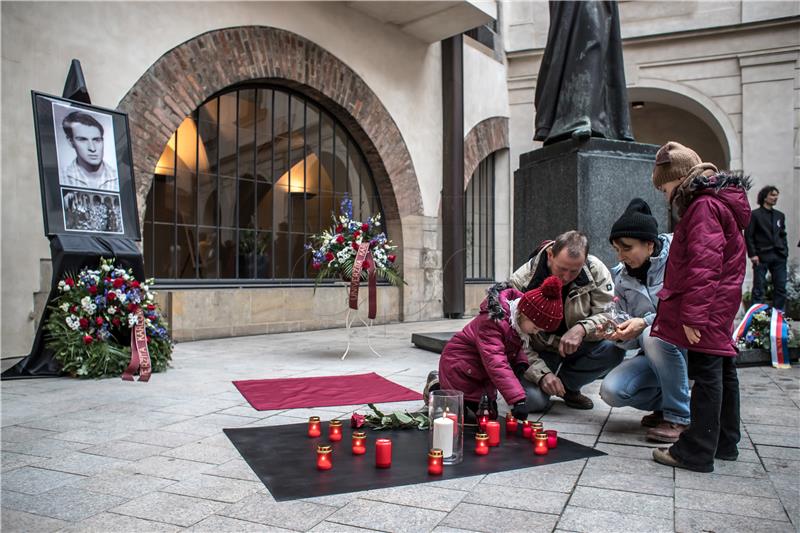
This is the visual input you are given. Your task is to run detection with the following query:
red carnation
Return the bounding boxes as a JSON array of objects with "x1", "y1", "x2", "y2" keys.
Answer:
[
  {"x1": 113, "y1": 278, "x2": 124, "y2": 288},
  {"x1": 89, "y1": 285, "x2": 97, "y2": 295},
  {"x1": 127, "y1": 303, "x2": 138, "y2": 312},
  {"x1": 336, "y1": 224, "x2": 344, "y2": 233},
  {"x1": 82, "y1": 335, "x2": 93, "y2": 345},
  {"x1": 336, "y1": 235, "x2": 345, "y2": 244},
  {"x1": 107, "y1": 292, "x2": 116, "y2": 301},
  {"x1": 325, "y1": 251, "x2": 335, "y2": 262},
  {"x1": 65, "y1": 278, "x2": 75, "y2": 287},
  {"x1": 95, "y1": 317, "x2": 104, "y2": 326},
  {"x1": 131, "y1": 280, "x2": 140, "y2": 289},
  {"x1": 79, "y1": 317, "x2": 89, "y2": 329},
  {"x1": 70, "y1": 305, "x2": 78, "y2": 314},
  {"x1": 147, "y1": 304, "x2": 156, "y2": 311},
  {"x1": 112, "y1": 317, "x2": 121, "y2": 327},
  {"x1": 361, "y1": 223, "x2": 369, "y2": 232},
  {"x1": 388, "y1": 254, "x2": 396, "y2": 263},
  {"x1": 352, "y1": 242, "x2": 359, "y2": 250},
  {"x1": 353, "y1": 230, "x2": 361, "y2": 240}
]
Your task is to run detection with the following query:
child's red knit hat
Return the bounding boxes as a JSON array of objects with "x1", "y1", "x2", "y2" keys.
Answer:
[{"x1": 518, "y1": 276, "x2": 563, "y2": 331}]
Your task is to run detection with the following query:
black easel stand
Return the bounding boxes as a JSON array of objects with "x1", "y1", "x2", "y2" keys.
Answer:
[{"x1": 2, "y1": 60, "x2": 145, "y2": 380}]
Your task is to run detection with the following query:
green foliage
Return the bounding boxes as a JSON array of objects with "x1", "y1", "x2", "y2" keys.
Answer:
[{"x1": 364, "y1": 403, "x2": 430, "y2": 430}]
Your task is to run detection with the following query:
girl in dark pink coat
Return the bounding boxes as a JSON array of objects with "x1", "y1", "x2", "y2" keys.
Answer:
[
  {"x1": 649, "y1": 142, "x2": 751, "y2": 473},
  {"x1": 438, "y1": 276, "x2": 564, "y2": 420}
]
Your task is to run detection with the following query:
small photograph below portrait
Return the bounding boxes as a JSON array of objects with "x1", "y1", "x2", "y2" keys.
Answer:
[
  {"x1": 61, "y1": 188, "x2": 124, "y2": 234},
  {"x1": 52, "y1": 102, "x2": 119, "y2": 192}
]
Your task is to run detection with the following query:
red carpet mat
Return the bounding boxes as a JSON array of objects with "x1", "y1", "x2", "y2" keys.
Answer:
[{"x1": 233, "y1": 372, "x2": 422, "y2": 410}]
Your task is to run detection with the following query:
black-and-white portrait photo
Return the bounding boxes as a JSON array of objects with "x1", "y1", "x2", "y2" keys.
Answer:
[
  {"x1": 52, "y1": 102, "x2": 119, "y2": 192},
  {"x1": 61, "y1": 188, "x2": 124, "y2": 234}
]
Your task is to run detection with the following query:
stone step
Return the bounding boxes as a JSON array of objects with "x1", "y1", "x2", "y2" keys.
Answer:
[{"x1": 411, "y1": 331, "x2": 456, "y2": 354}]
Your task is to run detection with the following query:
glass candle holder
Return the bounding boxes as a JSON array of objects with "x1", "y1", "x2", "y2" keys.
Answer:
[
  {"x1": 475, "y1": 433, "x2": 490, "y2": 455},
  {"x1": 329, "y1": 419, "x2": 343, "y2": 442},
  {"x1": 428, "y1": 448, "x2": 444, "y2": 475},
  {"x1": 308, "y1": 416, "x2": 321, "y2": 438},
  {"x1": 351, "y1": 431, "x2": 366, "y2": 455},
  {"x1": 505, "y1": 413, "x2": 518, "y2": 435},
  {"x1": 534, "y1": 432, "x2": 549, "y2": 455},
  {"x1": 375, "y1": 438, "x2": 392, "y2": 468},
  {"x1": 531, "y1": 421, "x2": 544, "y2": 436},
  {"x1": 486, "y1": 420, "x2": 501, "y2": 447},
  {"x1": 545, "y1": 429, "x2": 558, "y2": 449},
  {"x1": 428, "y1": 389, "x2": 464, "y2": 465},
  {"x1": 316, "y1": 444, "x2": 332, "y2": 470},
  {"x1": 478, "y1": 414, "x2": 490, "y2": 433},
  {"x1": 522, "y1": 420, "x2": 532, "y2": 439}
]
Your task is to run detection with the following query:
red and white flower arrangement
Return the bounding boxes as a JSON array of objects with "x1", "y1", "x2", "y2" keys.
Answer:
[
  {"x1": 44, "y1": 258, "x2": 172, "y2": 378},
  {"x1": 306, "y1": 195, "x2": 403, "y2": 286}
]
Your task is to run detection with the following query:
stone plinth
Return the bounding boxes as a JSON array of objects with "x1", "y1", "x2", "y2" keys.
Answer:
[{"x1": 514, "y1": 138, "x2": 664, "y2": 268}]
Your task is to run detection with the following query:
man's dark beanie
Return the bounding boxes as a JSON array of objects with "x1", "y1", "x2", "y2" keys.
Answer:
[{"x1": 609, "y1": 198, "x2": 658, "y2": 244}]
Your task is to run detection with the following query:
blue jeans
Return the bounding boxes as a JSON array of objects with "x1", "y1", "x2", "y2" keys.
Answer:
[
  {"x1": 600, "y1": 326, "x2": 690, "y2": 425},
  {"x1": 519, "y1": 340, "x2": 625, "y2": 412}
]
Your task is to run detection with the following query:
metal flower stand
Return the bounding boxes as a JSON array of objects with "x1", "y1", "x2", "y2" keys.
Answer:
[{"x1": 339, "y1": 283, "x2": 382, "y2": 361}]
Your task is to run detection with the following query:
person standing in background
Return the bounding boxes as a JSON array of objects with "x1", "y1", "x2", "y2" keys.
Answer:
[{"x1": 746, "y1": 186, "x2": 788, "y2": 311}]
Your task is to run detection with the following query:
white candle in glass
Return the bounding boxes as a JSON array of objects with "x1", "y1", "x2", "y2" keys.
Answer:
[{"x1": 432, "y1": 415, "x2": 454, "y2": 458}]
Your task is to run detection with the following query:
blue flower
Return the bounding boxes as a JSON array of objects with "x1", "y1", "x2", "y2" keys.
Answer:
[{"x1": 340, "y1": 194, "x2": 353, "y2": 219}]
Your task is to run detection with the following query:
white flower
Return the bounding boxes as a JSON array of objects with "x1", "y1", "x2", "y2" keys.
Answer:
[
  {"x1": 127, "y1": 313, "x2": 139, "y2": 327},
  {"x1": 60, "y1": 303, "x2": 69, "y2": 312},
  {"x1": 65, "y1": 315, "x2": 80, "y2": 330},
  {"x1": 145, "y1": 293, "x2": 153, "y2": 302},
  {"x1": 117, "y1": 291, "x2": 127, "y2": 303},
  {"x1": 101, "y1": 264, "x2": 111, "y2": 272},
  {"x1": 107, "y1": 306, "x2": 117, "y2": 315}
]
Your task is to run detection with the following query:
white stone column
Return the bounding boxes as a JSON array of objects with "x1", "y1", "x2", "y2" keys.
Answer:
[{"x1": 740, "y1": 51, "x2": 799, "y2": 268}]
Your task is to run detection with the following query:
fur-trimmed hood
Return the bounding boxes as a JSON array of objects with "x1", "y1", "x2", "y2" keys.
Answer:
[
  {"x1": 483, "y1": 284, "x2": 521, "y2": 321},
  {"x1": 672, "y1": 165, "x2": 752, "y2": 229}
]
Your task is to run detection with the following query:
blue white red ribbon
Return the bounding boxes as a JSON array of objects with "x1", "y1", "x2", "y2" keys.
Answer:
[
  {"x1": 732, "y1": 303, "x2": 791, "y2": 369},
  {"x1": 770, "y1": 308, "x2": 791, "y2": 369}
]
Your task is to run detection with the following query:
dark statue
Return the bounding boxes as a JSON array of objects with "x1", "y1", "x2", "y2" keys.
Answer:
[{"x1": 534, "y1": 0, "x2": 634, "y2": 145}]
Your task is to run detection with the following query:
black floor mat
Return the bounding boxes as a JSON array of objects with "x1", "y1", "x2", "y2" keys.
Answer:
[{"x1": 224, "y1": 421, "x2": 605, "y2": 501}]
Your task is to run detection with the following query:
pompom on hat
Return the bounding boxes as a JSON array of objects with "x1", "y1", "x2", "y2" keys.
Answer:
[
  {"x1": 652, "y1": 141, "x2": 701, "y2": 188},
  {"x1": 518, "y1": 276, "x2": 563, "y2": 332}
]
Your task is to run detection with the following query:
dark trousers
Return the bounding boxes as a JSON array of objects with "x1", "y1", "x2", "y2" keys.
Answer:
[
  {"x1": 670, "y1": 351, "x2": 740, "y2": 472},
  {"x1": 752, "y1": 251, "x2": 788, "y2": 310}
]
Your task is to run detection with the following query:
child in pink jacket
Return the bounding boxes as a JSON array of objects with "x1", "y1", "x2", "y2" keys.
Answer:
[{"x1": 435, "y1": 276, "x2": 564, "y2": 421}]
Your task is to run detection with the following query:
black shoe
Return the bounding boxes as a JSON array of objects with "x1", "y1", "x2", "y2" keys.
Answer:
[
  {"x1": 653, "y1": 448, "x2": 714, "y2": 473},
  {"x1": 562, "y1": 390, "x2": 594, "y2": 410},
  {"x1": 715, "y1": 451, "x2": 739, "y2": 461},
  {"x1": 423, "y1": 371, "x2": 439, "y2": 406}
]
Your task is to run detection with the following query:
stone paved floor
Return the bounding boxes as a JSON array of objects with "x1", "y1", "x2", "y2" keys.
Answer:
[{"x1": 2, "y1": 319, "x2": 798, "y2": 532}]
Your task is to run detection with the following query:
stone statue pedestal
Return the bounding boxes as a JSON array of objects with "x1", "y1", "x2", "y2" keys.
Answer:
[{"x1": 513, "y1": 138, "x2": 665, "y2": 268}]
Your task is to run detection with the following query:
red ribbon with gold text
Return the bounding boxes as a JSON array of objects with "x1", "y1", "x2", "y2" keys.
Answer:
[
  {"x1": 122, "y1": 308, "x2": 152, "y2": 382},
  {"x1": 349, "y1": 242, "x2": 377, "y2": 320}
]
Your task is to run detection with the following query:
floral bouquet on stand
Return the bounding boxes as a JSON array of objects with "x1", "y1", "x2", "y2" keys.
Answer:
[
  {"x1": 44, "y1": 258, "x2": 172, "y2": 378},
  {"x1": 735, "y1": 309, "x2": 797, "y2": 351},
  {"x1": 306, "y1": 195, "x2": 404, "y2": 287}
]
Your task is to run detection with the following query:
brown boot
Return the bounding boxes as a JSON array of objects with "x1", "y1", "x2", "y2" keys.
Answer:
[
  {"x1": 640, "y1": 411, "x2": 663, "y2": 428},
  {"x1": 562, "y1": 390, "x2": 594, "y2": 410},
  {"x1": 647, "y1": 421, "x2": 688, "y2": 443}
]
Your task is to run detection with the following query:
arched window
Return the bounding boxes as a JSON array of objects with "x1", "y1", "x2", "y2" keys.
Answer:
[
  {"x1": 143, "y1": 85, "x2": 383, "y2": 282},
  {"x1": 465, "y1": 153, "x2": 495, "y2": 280}
]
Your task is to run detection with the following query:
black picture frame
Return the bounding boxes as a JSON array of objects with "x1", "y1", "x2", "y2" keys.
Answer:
[{"x1": 31, "y1": 91, "x2": 141, "y2": 240}]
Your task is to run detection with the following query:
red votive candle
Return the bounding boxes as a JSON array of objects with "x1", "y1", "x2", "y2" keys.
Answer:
[
  {"x1": 478, "y1": 414, "x2": 489, "y2": 433},
  {"x1": 316, "y1": 444, "x2": 333, "y2": 470},
  {"x1": 308, "y1": 416, "x2": 321, "y2": 438},
  {"x1": 352, "y1": 431, "x2": 367, "y2": 455},
  {"x1": 328, "y1": 419, "x2": 343, "y2": 442},
  {"x1": 446, "y1": 410, "x2": 458, "y2": 435},
  {"x1": 534, "y1": 432, "x2": 549, "y2": 455},
  {"x1": 531, "y1": 421, "x2": 544, "y2": 437},
  {"x1": 505, "y1": 413, "x2": 518, "y2": 435},
  {"x1": 475, "y1": 433, "x2": 490, "y2": 455},
  {"x1": 545, "y1": 429, "x2": 558, "y2": 449},
  {"x1": 522, "y1": 420, "x2": 532, "y2": 439},
  {"x1": 428, "y1": 448, "x2": 444, "y2": 475},
  {"x1": 375, "y1": 438, "x2": 392, "y2": 468},
  {"x1": 486, "y1": 420, "x2": 501, "y2": 447}
]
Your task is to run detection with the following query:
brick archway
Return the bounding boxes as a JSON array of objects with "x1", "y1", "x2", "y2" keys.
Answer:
[
  {"x1": 463, "y1": 116, "x2": 509, "y2": 189},
  {"x1": 117, "y1": 25, "x2": 423, "y2": 229}
]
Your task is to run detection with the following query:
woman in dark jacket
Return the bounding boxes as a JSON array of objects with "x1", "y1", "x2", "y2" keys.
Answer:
[{"x1": 649, "y1": 141, "x2": 751, "y2": 473}]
